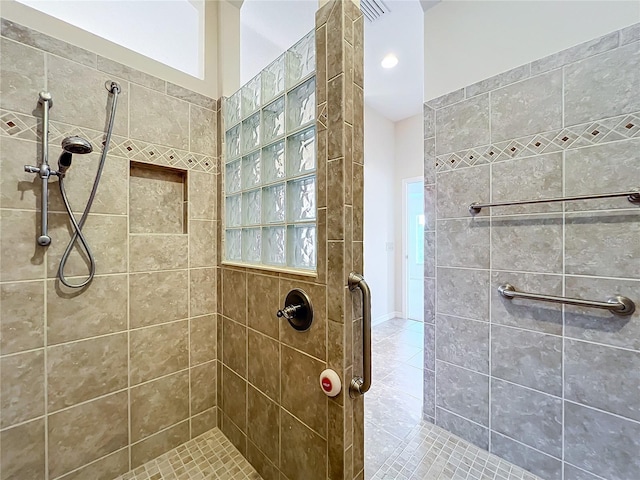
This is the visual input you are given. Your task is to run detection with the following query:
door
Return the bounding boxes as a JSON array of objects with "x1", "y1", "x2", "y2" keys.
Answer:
[{"x1": 404, "y1": 178, "x2": 424, "y2": 321}]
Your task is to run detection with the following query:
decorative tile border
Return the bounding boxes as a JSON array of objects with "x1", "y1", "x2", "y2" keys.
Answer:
[
  {"x1": 434, "y1": 111, "x2": 640, "y2": 172},
  {"x1": 0, "y1": 109, "x2": 217, "y2": 173}
]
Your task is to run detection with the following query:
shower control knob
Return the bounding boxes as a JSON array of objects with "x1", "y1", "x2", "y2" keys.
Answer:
[{"x1": 319, "y1": 369, "x2": 342, "y2": 397}]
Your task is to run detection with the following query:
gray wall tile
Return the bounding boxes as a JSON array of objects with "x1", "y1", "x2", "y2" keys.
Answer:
[
  {"x1": 565, "y1": 275, "x2": 640, "y2": 351},
  {"x1": 565, "y1": 401, "x2": 640, "y2": 480},
  {"x1": 620, "y1": 22, "x2": 640, "y2": 46},
  {"x1": 491, "y1": 70, "x2": 562, "y2": 142},
  {"x1": 465, "y1": 64, "x2": 530, "y2": 99},
  {"x1": 436, "y1": 165, "x2": 490, "y2": 219},
  {"x1": 490, "y1": 432, "x2": 562, "y2": 480},
  {"x1": 491, "y1": 153, "x2": 563, "y2": 216},
  {"x1": 97, "y1": 56, "x2": 165, "y2": 92},
  {"x1": 565, "y1": 210, "x2": 640, "y2": 279},
  {"x1": 564, "y1": 464, "x2": 605, "y2": 480},
  {"x1": 436, "y1": 267, "x2": 489, "y2": 321},
  {"x1": 424, "y1": 323, "x2": 435, "y2": 370},
  {"x1": 423, "y1": 368, "x2": 435, "y2": 418},
  {"x1": 564, "y1": 138, "x2": 640, "y2": 212},
  {"x1": 435, "y1": 94, "x2": 490, "y2": 154},
  {"x1": 491, "y1": 271, "x2": 563, "y2": 335},
  {"x1": 423, "y1": 104, "x2": 435, "y2": 138},
  {"x1": 491, "y1": 379, "x2": 562, "y2": 457},
  {"x1": 531, "y1": 31, "x2": 619, "y2": 75},
  {"x1": 565, "y1": 339, "x2": 640, "y2": 421},
  {"x1": 436, "y1": 407, "x2": 488, "y2": 450},
  {"x1": 0, "y1": 37, "x2": 44, "y2": 115},
  {"x1": 436, "y1": 315, "x2": 489, "y2": 373},
  {"x1": 130, "y1": 83, "x2": 189, "y2": 149},
  {"x1": 436, "y1": 361, "x2": 489, "y2": 426},
  {"x1": 425, "y1": 88, "x2": 464, "y2": 110},
  {"x1": 491, "y1": 325, "x2": 562, "y2": 396},
  {"x1": 491, "y1": 214, "x2": 563, "y2": 274},
  {"x1": 564, "y1": 42, "x2": 640, "y2": 126},
  {"x1": 436, "y1": 218, "x2": 490, "y2": 268}
]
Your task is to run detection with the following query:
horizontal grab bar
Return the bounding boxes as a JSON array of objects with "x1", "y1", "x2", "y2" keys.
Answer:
[
  {"x1": 470, "y1": 189, "x2": 640, "y2": 215},
  {"x1": 498, "y1": 284, "x2": 635, "y2": 317}
]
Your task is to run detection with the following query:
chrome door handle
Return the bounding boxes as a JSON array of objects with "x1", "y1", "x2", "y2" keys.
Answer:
[{"x1": 348, "y1": 272, "x2": 371, "y2": 397}]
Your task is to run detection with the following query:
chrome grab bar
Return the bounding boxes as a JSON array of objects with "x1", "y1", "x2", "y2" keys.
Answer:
[
  {"x1": 469, "y1": 189, "x2": 640, "y2": 215},
  {"x1": 349, "y1": 272, "x2": 371, "y2": 398},
  {"x1": 498, "y1": 284, "x2": 635, "y2": 316}
]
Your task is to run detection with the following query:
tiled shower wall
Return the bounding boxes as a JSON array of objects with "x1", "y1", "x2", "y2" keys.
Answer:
[
  {"x1": 423, "y1": 23, "x2": 640, "y2": 480},
  {"x1": 216, "y1": 2, "x2": 365, "y2": 480},
  {"x1": 0, "y1": 19, "x2": 218, "y2": 479}
]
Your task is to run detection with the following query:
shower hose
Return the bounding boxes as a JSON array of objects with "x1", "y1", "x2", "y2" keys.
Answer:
[{"x1": 57, "y1": 82, "x2": 120, "y2": 289}]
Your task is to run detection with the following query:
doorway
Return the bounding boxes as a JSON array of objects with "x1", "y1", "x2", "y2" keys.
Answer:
[{"x1": 403, "y1": 178, "x2": 424, "y2": 321}]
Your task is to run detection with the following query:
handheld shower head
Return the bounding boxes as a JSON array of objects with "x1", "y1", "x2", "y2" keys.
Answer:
[
  {"x1": 61, "y1": 136, "x2": 93, "y2": 155},
  {"x1": 58, "y1": 136, "x2": 93, "y2": 175}
]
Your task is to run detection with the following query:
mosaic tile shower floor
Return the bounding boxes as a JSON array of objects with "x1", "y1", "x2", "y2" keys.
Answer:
[
  {"x1": 369, "y1": 421, "x2": 542, "y2": 480},
  {"x1": 114, "y1": 428, "x2": 261, "y2": 480}
]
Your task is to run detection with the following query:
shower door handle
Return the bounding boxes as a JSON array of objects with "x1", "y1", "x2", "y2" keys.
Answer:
[{"x1": 348, "y1": 272, "x2": 371, "y2": 398}]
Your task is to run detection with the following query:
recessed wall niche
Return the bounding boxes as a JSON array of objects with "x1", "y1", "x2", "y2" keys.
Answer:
[{"x1": 129, "y1": 162, "x2": 187, "y2": 234}]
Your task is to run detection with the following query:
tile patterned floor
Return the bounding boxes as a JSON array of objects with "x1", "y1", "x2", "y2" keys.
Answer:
[
  {"x1": 370, "y1": 421, "x2": 542, "y2": 480},
  {"x1": 114, "y1": 428, "x2": 262, "y2": 480}
]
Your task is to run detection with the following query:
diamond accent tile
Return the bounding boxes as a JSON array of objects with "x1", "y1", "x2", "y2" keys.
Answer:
[{"x1": 434, "y1": 110, "x2": 640, "y2": 171}]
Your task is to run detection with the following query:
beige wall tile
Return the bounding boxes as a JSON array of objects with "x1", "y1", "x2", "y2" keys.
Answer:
[
  {"x1": 47, "y1": 333, "x2": 128, "y2": 412},
  {"x1": 47, "y1": 213, "x2": 128, "y2": 277},
  {"x1": 0, "y1": 280, "x2": 44, "y2": 354},
  {"x1": 191, "y1": 361, "x2": 216, "y2": 415},
  {"x1": 129, "y1": 234, "x2": 188, "y2": 272},
  {"x1": 222, "y1": 366, "x2": 247, "y2": 431},
  {"x1": 247, "y1": 385, "x2": 280, "y2": 466},
  {"x1": 247, "y1": 273, "x2": 280, "y2": 338},
  {"x1": 247, "y1": 330, "x2": 280, "y2": 402},
  {"x1": 246, "y1": 440, "x2": 280, "y2": 480},
  {"x1": 0, "y1": 137, "x2": 42, "y2": 210},
  {"x1": 48, "y1": 391, "x2": 128, "y2": 479},
  {"x1": 131, "y1": 420, "x2": 190, "y2": 469},
  {"x1": 130, "y1": 320, "x2": 188, "y2": 385},
  {"x1": 190, "y1": 407, "x2": 218, "y2": 438},
  {"x1": 190, "y1": 267, "x2": 217, "y2": 316},
  {"x1": 188, "y1": 171, "x2": 216, "y2": 220},
  {"x1": 56, "y1": 448, "x2": 129, "y2": 480},
  {"x1": 189, "y1": 220, "x2": 216, "y2": 267},
  {"x1": 47, "y1": 54, "x2": 128, "y2": 136},
  {"x1": 130, "y1": 371, "x2": 189, "y2": 442},
  {"x1": 48, "y1": 153, "x2": 128, "y2": 216},
  {"x1": 190, "y1": 314, "x2": 217, "y2": 365},
  {"x1": 223, "y1": 268, "x2": 247, "y2": 324},
  {"x1": 280, "y1": 409, "x2": 327, "y2": 480},
  {"x1": 1, "y1": 349, "x2": 45, "y2": 428},
  {"x1": 130, "y1": 84, "x2": 189, "y2": 149},
  {"x1": 0, "y1": 209, "x2": 45, "y2": 282},
  {"x1": 129, "y1": 164, "x2": 186, "y2": 234},
  {"x1": 0, "y1": 418, "x2": 45, "y2": 480},
  {"x1": 47, "y1": 274, "x2": 127, "y2": 344},
  {"x1": 0, "y1": 37, "x2": 45, "y2": 115},
  {"x1": 190, "y1": 104, "x2": 217, "y2": 155},
  {"x1": 130, "y1": 270, "x2": 188, "y2": 328},
  {"x1": 281, "y1": 345, "x2": 327, "y2": 438},
  {"x1": 222, "y1": 317, "x2": 247, "y2": 377},
  {"x1": 221, "y1": 412, "x2": 247, "y2": 456}
]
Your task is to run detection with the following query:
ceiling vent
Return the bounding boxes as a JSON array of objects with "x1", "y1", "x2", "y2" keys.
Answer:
[{"x1": 360, "y1": 0, "x2": 390, "y2": 23}]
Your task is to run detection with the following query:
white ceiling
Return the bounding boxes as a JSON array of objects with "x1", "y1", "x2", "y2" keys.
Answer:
[{"x1": 240, "y1": 0, "x2": 426, "y2": 122}]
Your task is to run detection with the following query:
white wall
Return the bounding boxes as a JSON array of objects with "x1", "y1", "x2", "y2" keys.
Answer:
[
  {"x1": 424, "y1": 0, "x2": 640, "y2": 100},
  {"x1": 364, "y1": 105, "x2": 397, "y2": 323},
  {"x1": 393, "y1": 113, "x2": 424, "y2": 314},
  {"x1": 240, "y1": 24, "x2": 284, "y2": 84}
]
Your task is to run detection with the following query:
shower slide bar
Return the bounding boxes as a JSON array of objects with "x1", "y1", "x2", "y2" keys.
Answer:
[
  {"x1": 349, "y1": 272, "x2": 372, "y2": 398},
  {"x1": 498, "y1": 284, "x2": 635, "y2": 316},
  {"x1": 469, "y1": 189, "x2": 640, "y2": 215}
]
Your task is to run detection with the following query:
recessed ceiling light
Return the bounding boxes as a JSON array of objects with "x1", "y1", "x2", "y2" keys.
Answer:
[{"x1": 381, "y1": 53, "x2": 398, "y2": 69}]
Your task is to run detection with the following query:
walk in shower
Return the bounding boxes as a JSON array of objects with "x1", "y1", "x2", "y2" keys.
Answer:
[{"x1": 0, "y1": 2, "x2": 639, "y2": 480}]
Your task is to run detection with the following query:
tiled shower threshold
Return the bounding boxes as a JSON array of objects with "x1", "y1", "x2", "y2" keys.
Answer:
[
  {"x1": 114, "y1": 428, "x2": 261, "y2": 480},
  {"x1": 369, "y1": 421, "x2": 542, "y2": 480}
]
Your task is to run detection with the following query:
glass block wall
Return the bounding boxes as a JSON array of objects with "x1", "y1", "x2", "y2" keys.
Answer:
[{"x1": 223, "y1": 31, "x2": 316, "y2": 270}]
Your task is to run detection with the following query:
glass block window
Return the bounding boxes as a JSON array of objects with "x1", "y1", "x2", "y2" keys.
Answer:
[{"x1": 223, "y1": 31, "x2": 316, "y2": 271}]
